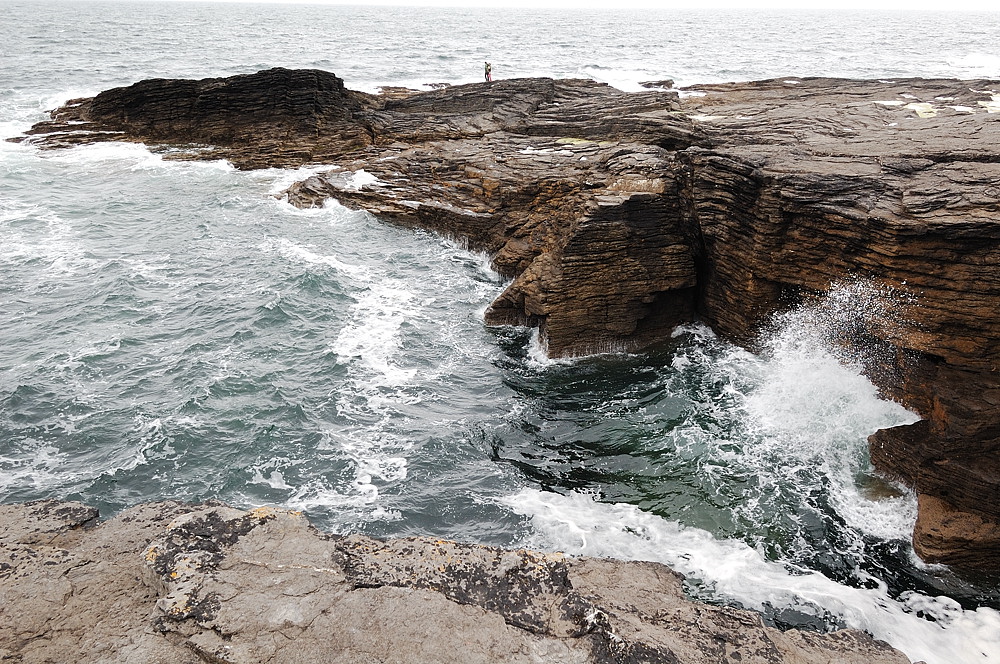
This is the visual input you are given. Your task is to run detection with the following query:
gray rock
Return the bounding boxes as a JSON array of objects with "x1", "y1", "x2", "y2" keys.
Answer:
[{"x1": 0, "y1": 501, "x2": 911, "y2": 664}]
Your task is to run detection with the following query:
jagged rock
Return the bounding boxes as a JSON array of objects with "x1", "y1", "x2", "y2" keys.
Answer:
[
  {"x1": 912, "y1": 493, "x2": 1000, "y2": 568},
  {"x1": 16, "y1": 69, "x2": 1000, "y2": 567},
  {"x1": 16, "y1": 67, "x2": 379, "y2": 168},
  {"x1": 0, "y1": 501, "x2": 912, "y2": 663},
  {"x1": 0, "y1": 500, "x2": 204, "y2": 663},
  {"x1": 677, "y1": 78, "x2": 1000, "y2": 568}
]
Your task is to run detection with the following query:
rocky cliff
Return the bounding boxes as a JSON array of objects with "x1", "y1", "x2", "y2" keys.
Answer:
[
  {"x1": 16, "y1": 68, "x2": 1000, "y2": 568},
  {"x1": 0, "y1": 500, "x2": 911, "y2": 663}
]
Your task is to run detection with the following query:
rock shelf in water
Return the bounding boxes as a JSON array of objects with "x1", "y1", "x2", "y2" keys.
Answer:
[
  {"x1": 0, "y1": 500, "x2": 911, "y2": 663},
  {"x1": 16, "y1": 67, "x2": 1000, "y2": 570}
]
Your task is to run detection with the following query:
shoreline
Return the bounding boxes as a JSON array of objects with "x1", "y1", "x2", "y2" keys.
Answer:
[{"x1": 14, "y1": 67, "x2": 1000, "y2": 569}]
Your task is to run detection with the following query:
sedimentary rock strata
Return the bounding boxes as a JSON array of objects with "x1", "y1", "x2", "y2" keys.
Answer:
[
  {"x1": 677, "y1": 79, "x2": 1000, "y2": 570},
  {"x1": 0, "y1": 500, "x2": 911, "y2": 663},
  {"x1": 16, "y1": 68, "x2": 1000, "y2": 568},
  {"x1": 19, "y1": 67, "x2": 378, "y2": 168}
]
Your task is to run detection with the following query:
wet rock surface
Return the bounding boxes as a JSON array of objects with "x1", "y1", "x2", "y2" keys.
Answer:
[
  {"x1": 16, "y1": 69, "x2": 1000, "y2": 567},
  {"x1": 0, "y1": 501, "x2": 912, "y2": 663}
]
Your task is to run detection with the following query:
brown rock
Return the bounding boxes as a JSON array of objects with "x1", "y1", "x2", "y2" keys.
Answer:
[
  {"x1": 16, "y1": 67, "x2": 379, "y2": 168},
  {"x1": 913, "y1": 494, "x2": 1000, "y2": 568}
]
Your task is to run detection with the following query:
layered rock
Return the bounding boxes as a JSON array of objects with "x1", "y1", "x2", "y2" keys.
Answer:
[
  {"x1": 18, "y1": 67, "x2": 378, "y2": 168},
  {"x1": 16, "y1": 69, "x2": 1000, "y2": 568},
  {"x1": 0, "y1": 500, "x2": 911, "y2": 663}
]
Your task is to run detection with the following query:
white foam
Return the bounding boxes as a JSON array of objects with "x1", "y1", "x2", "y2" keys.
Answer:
[
  {"x1": 272, "y1": 234, "x2": 504, "y2": 518},
  {"x1": 285, "y1": 430, "x2": 413, "y2": 511},
  {"x1": 0, "y1": 121, "x2": 33, "y2": 143},
  {"x1": 525, "y1": 328, "x2": 553, "y2": 367},
  {"x1": 505, "y1": 488, "x2": 1000, "y2": 664},
  {"x1": 331, "y1": 281, "x2": 418, "y2": 387},
  {"x1": 286, "y1": 477, "x2": 379, "y2": 510},
  {"x1": 0, "y1": 200, "x2": 99, "y2": 277},
  {"x1": 120, "y1": 415, "x2": 165, "y2": 471},
  {"x1": 43, "y1": 141, "x2": 167, "y2": 170},
  {"x1": 310, "y1": 272, "x2": 439, "y2": 508},
  {"x1": 0, "y1": 444, "x2": 72, "y2": 496},
  {"x1": 248, "y1": 164, "x2": 337, "y2": 196},
  {"x1": 0, "y1": 406, "x2": 174, "y2": 498},
  {"x1": 742, "y1": 288, "x2": 920, "y2": 540},
  {"x1": 252, "y1": 468, "x2": 294, "y2": 490},
  {"x1": 667, "y1": 286, "x2": 922, "y2": 546},
  {"x1": 264, "y1": 237, "x2": 372, "y2": 282}
]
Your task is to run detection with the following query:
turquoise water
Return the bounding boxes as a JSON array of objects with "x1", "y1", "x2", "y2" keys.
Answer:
[{"x1": 2, "y1": 3, "x2": 999, "y2": 661}]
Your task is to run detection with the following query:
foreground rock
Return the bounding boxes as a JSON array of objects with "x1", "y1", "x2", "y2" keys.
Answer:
[
  {"x1": 0, "y1": 500, "x2": 911, "y2": 664},
  {"x1": 16, "y1": 68, "x2": 1000, "y2": 568}
]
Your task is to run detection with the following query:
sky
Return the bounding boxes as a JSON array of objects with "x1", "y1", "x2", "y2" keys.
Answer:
[{"x1": 127, "y1": 0, "x2": 1000, "y2": 10}]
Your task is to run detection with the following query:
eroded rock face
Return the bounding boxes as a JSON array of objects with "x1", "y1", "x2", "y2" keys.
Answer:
[
  {"x1": 16, "y1": 69, "x2": 1000, "y2": 567},
  {"x1": 0, "y1": 501, "x2": 911, "y2": 664},
  {"x1": 912, "y1": 493, "x2": 1000, "y2": 567}
]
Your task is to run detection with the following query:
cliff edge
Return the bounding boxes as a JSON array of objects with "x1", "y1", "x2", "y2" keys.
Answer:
[{"x1": 16, "y1": 68, "x2": 1000, "y2": 569}]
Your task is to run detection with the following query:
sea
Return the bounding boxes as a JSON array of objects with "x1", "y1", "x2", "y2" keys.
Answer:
[{"x1": 1, "y1": 2, "x2": 999, "y2": 662}]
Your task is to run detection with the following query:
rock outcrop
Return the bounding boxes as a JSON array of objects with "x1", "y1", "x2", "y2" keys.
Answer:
[
  {"x1": 16, "y1": 68, "x2": 1000, "y2": 568},
  {"x1": 0, "y1": 500, "x2": 911, "y2": 663},
  {"x1": 18, "y1": 67, "x2": 378, "y2": 168}
]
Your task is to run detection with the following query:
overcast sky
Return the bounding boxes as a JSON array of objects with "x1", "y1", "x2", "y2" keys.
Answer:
[{"x1": 149, "y1": 0, "x2": 1000, "y2": 9}]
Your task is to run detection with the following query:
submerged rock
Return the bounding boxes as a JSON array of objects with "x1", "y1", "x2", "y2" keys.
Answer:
[
  {"x1": 17, "y1": 68, "x2": 1000, "y2": 569},
  {"x1": 0, "y1": 500, "x2": 911, "y2": 663}
]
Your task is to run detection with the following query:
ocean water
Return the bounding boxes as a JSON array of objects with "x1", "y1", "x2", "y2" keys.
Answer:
[{"x1": 2, "y1": 2, "x2": 999, "y2": 662}]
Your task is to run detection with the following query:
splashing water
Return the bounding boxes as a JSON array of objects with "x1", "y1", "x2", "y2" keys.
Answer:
[
  {"x1": 506, "y1": 489, "x2": 1000, "y2": 664},
  {"x1": 497, "y1": 280, "x2": 998, "y2": 664},
  {"x1": 3, "y1": 4, "x2": 999, "y2": 661}
]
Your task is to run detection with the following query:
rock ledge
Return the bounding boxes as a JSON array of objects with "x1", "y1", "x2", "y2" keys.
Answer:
[{"x1": 0, "y1": 500, "x2": 912, "y2": 664}]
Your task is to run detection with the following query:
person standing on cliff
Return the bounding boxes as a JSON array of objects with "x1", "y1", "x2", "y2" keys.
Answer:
[{"x1": 484, "y1": 61, "x2": 492, "y2": 82}]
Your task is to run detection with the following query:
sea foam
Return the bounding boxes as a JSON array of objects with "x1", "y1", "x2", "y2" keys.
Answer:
[{"x1": 505, "y1": 488, "x2": 999, "y2": 664}]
